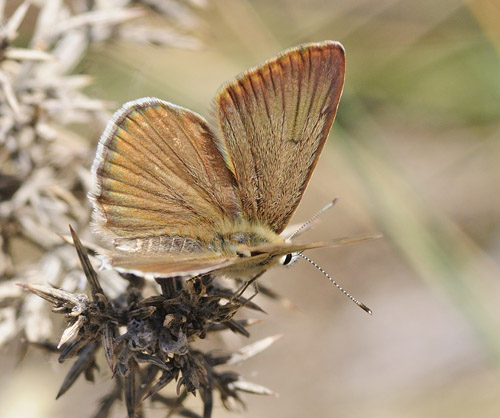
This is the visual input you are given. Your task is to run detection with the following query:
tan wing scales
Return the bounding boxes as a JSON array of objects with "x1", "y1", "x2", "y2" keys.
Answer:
[
  {"x1": 215, "y1": 41, "x2": 345, "y2": 233},
  {"x1": 91, "y1": 98, "x2": 242, "y2": 247}
]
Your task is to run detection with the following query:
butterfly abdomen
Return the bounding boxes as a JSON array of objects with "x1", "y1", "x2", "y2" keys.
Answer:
[
  {"x1": 113, "y1": 220, "x2": 281, "y2": 258},
  {"x1": 114, "y1": 235, "x2": 203, "y2": 254}
]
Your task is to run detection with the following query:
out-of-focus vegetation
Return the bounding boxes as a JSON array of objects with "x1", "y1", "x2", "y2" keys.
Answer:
[{"x1": 2, "y1": 1, "x2": 500, "y2": 417}]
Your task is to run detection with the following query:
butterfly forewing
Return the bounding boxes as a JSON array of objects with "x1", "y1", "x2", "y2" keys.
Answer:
[
  {"x1": 215, "y1": 41, "x2": 345, "y2": 233},
  {"x1": 91, "y1": 98, "x2": 241, "y2": 246}
]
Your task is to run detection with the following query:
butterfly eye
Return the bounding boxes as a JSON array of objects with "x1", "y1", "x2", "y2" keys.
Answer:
[{"x1": 280, "y1": 253, "x2": 294, "y2": 266}]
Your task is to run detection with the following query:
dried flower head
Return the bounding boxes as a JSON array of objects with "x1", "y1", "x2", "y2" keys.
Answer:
[{"x1": 19, "y1": 226, "x2": 277, "y2": 417}]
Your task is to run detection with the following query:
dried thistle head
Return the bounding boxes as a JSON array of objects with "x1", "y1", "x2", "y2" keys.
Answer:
[{"x1": 19, "y1": 227, "x2": 278, "y2": 417}]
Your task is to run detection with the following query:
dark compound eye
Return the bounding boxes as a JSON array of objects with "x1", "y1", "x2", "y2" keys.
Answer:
[{"x1": 282, "y1": 253, "x2": 293, "y2": 265}]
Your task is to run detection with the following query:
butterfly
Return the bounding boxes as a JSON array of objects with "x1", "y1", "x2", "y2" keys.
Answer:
[{"x1": 90, "y1": 41, "x2": 371, "y2": 305}]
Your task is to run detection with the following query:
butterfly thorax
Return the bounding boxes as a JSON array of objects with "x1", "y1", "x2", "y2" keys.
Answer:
[{"x1": 209, "y1": 222, "x2": 283, "y2": 255}]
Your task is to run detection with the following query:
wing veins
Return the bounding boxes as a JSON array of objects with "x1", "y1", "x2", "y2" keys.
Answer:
[
  {"x1": 112, "y1": 126, "x2": 180, "y2": 192},
  {"x1": 228, "y1": 85, "x2": 260, "y2": 217},
  {"x1": 165, "y1": 109, "x2": 214, "y2": 185},
  {"x1": 303, "y1": 49, "x2": 321, "y2": 138},
  {"x1": 132, "y1": 109, "x2": 196, "y2": 178},
  {"x1": 290, "y1": 53, "x2": 302, "y2": 142},
  {"x1": 112, "y1": 125, "x2": 217, "y2": 208}
]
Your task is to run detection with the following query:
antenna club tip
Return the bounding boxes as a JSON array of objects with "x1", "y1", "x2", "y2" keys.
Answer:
[
  {"x1": 327, "y1": 198, "x2": 339, "y2": 208},
  {"x1": 357, "y1": 302, "x2": 373, "y2": 315}
]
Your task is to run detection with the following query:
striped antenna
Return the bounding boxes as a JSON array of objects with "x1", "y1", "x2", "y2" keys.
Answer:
[
  {"x1": 299, "y1": 253, "x2": 372, "y2": 315},
  {"x1": 288, "y1": 198, "x2": 338, "y2": 240}
]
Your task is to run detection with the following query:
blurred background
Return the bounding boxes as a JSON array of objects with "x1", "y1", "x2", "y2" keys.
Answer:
[{"x1": 2, "y1": 0, "x2": 500, "y2": 417}]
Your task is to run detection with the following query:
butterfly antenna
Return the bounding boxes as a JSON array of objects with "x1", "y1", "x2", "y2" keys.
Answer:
[
  {"x1": 288, "y1": 198, "x2": 338, "y2": 240},
  {"x1": 298, "y1": 253, "x2": 372, "y2": 315}
]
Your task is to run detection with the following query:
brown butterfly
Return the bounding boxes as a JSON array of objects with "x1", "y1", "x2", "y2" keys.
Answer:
[{"x1": 90, "y1": 41, "x2": 373, "y2": 311}]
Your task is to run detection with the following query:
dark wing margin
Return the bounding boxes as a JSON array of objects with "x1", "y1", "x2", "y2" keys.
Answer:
[
  {"x1": 90, "y1": 97, "x2": 241, "y2": 246},
  {"x1": 215, "y1": 41, "x2": 345, "y2": 233}
]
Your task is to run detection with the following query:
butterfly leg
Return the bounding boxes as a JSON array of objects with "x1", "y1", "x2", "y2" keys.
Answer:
[{"x1": 233, "y1": 272, "x2": 265, "y2": 300}]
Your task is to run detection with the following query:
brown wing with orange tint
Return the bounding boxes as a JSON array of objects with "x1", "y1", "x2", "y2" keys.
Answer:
[
  {"x1": 90, "y1": 98, "x2": 241, "y2": 244},
  {"x1": 215, "y1": 41, "x2": 345, "y2": 233}
]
